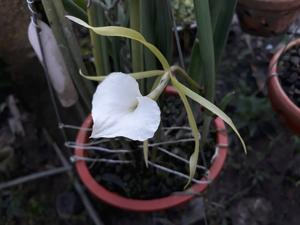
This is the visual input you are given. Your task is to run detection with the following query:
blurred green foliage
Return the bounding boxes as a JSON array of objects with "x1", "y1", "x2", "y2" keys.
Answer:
[{"x1": 171, "y1": 0, "x2": 195, "y2": 26}]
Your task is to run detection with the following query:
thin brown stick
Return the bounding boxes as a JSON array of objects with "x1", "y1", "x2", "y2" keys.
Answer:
[
  {"x1": 0, "y1": 166, "x2": 71, "y2": 190},
  {"x1": 52, "y1": 143, "x2": 105, "y2": 225},
  {"x1": 47, "y1": 132, "x2": 104, "y2": 225}
]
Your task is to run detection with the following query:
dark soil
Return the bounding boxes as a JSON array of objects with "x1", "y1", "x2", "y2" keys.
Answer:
[
  {"x1": 278, "y1": 46, "x2": 300, "y2": 107},
  {"x1": 89, "y1": 94, "x2": 215, "y2": 199}
]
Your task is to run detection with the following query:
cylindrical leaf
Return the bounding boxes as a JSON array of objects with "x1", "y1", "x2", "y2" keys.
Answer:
[{"x1": 28, "y1": 20, "x2": 78, "y2": 107}]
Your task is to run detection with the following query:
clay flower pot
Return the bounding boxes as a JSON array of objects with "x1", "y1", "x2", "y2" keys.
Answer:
[
  {"x1": 236, "y1": 0, "x2": 300, "y2": 37},
  {"x1": 74, "y1": 87, "x2": 229, "y2": 212},
  {"x1": 268, "y1": 38, "x2": 300, "y2": 134}
]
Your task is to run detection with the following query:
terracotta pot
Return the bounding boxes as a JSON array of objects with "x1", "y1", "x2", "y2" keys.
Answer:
[
  {"x1": 237, "y1": 0, "x2": 300, "y2": 37},
  {"x1": 74, "y1": 87, "x2": 229, "y2": 212},
  {"x1": 268, "y1": 38, "x2": 300, "y2": 134}
]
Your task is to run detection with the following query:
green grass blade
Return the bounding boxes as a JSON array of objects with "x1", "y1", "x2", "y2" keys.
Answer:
[
  {"x1": 193, "y1": 0, "x2": 215, "y2": 101},
  {"x1": 210, "y1": 0, "x2": 237, "y2": 66}
]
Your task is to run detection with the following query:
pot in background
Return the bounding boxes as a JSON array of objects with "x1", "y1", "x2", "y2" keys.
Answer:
[
  {"x1": 268, "y1": 38, "x2": 300, "y2": 134},
  {"x1": 236, "y1": 0, "x2": 300, "y2": 37}
]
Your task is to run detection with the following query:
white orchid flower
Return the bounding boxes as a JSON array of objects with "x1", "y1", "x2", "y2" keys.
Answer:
[
  {"x1": 66, "y1": 15, "x2": 246, "y2": 186},
  {"x1": 91, "y1": 72, "x2": 161, "y2": 141}
]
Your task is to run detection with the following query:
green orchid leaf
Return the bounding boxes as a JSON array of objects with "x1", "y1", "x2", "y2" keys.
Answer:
[
  {"x1": 153, "y1": 0, "x2": 173, "y2": 63},
  {"x1": 188, "y1": 41, "x2": 203, "y2": 86},
  {"x1": 193, "y1": 0, "x2": 215, "y2": 101},
  {"x1": 174, "y1": 79, "x2": 247, "y2": 153},
  {"x1": 210, "y1": 0, "x2": 237, "y2": 66},
  {"x1": 62, "y1": 0, "x2": 87, "y2": 22},
  {"x1": 220, "y1": 91, "x2": 236, "y2": 111},
  {"x1": 87, "y1": 1, "x2": 110, "y2": 76},
  {"x1": 66, "y1": 16, "x2": 170, "y2": 70},
  {"x1": 170, "y1": 76, "x2": 200, "y2": 188},
  {"x1": 73, "y1": 0, "x2": 86, "y2": 10}
]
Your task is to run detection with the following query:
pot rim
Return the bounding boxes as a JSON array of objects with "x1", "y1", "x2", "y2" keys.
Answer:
[
  {"x1": 238, "y1": 0, "x2": 300, "y2": 11},
  {"x1": 268, "y1": 38, "x2": 300, "y2": 119},
  {"x1": 74, "y1": 88, "x2": 229, "y2": 212}
]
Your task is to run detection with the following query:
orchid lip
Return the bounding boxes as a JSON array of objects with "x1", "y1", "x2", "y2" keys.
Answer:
[{"x1": 90, "y1": 72, "x2": 161, "y2": 141}]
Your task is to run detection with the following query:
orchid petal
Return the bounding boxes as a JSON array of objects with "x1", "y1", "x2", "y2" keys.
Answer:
[{"x1": 91, "y1": 73, "x2": 161, "y2": 141}]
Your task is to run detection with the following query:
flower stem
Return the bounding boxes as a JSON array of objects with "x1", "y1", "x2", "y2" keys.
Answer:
[
  {"x1": 170, "y1": 65, "x2": 203, "y2": 93},
  {"x1": 147, "y1": 72, "x2": 170, "y2": 100}
]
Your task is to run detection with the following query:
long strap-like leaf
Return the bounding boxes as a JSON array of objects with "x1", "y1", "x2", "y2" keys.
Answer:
[
  {"x1": 173, "y1": 79, "x2": 246, "y2": 153},
  {"x1": 66, "y1": 16, "x2": 170, "y2": 70},
  {"x1": 171, "y1": 76, "x2": 200, "y2": 188},
  {"x1": 193, "y1": 0, "x2": 215, "y2": 101},
  {"x1": 210, "y1": 0, "x2": 237, "y2": 66},
  {"x1": 79, "y1": 70, "x2": 165, "y2": 81}
]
